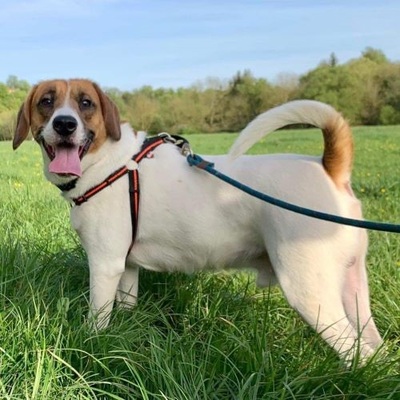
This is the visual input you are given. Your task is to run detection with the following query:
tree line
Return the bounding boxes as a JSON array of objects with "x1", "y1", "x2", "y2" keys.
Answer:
[{"x1": 1, "y1": 47, "x2": 399, "y2": 140}]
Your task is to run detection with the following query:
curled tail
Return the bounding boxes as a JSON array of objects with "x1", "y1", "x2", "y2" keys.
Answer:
[{"x1": 228, "y1": 100, "x2": 353, "y2": 189}]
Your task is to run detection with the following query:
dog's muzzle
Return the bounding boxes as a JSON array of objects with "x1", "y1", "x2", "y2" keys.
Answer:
[{"x1": 40, "y1": 131, "x2": 94, "y2": 177}]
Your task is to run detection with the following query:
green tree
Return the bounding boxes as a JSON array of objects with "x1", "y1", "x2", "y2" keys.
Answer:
[
  {"x1": 297, "y1": 64, "x2": 361, "y2": 122},
  {"x1": 223, "y1": 70, "x2": 279, "y2": 131},
  {"x1": 6, "y1": 75, "x2": 30, "y2": 91},
  {"x1": 362, "y1": 47, "x2": 389, "y2": 64},
  {"x1": 376, "y1": 63, "x2": 400, "y2": 124}
]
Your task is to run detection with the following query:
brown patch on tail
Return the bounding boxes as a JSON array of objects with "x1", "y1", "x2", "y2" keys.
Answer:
[{"x1": 322, "y1": 114, "x2": 353, "y2": 190}]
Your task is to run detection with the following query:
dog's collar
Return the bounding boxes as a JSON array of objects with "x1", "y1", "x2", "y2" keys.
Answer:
[
  {"x1": 57, "y1": 178, "x2": 78, "y2": 191},
  {"x1": 71, "y1": 133, "x2": 190, "y2": 251}
]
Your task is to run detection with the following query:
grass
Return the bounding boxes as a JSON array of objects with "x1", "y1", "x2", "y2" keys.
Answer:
[{"x1": 1, "y1": 125, "x2": 400, "y2": 399}]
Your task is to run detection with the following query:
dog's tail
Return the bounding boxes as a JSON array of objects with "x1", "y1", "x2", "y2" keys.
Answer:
[{"x1": 228, "y1": 100, "x2": 353, "y2": 189}]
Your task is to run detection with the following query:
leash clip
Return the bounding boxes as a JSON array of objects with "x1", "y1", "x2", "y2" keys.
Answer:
[
  {"x1": 180, "y1": 142, "x2": 193, "y2": 157},
  {"x1": 157, "y1": 132, "x2": 193, "y2": 156}
]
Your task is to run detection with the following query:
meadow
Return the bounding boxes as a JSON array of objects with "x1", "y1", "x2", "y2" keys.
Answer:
[{"x1": 0, "y1": 126, "x2": 400, "y2": 399}]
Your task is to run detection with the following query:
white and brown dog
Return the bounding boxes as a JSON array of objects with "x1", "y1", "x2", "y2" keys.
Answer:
[{"x1": 14, "y1": 79, "x2": 382, "y2": 363}]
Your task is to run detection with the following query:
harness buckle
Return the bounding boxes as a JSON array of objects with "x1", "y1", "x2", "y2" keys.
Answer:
[{"x1": 157, "y1": 132, "x2": 175, "y2": 143}]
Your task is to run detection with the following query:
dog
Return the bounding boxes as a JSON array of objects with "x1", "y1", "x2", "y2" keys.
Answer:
[{"x1": 14, "y1": 79, "x2": 382, "y2": 363}]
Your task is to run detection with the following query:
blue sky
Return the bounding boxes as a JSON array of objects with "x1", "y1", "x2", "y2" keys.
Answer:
[{"x1": 1, "y1": 0, "x2": 399, "y2": 90}]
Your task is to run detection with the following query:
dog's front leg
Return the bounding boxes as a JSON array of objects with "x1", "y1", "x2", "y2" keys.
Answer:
[
  {"x1": 87, "y1": 254, "x2": 126, "y2": 330},
  {"x1": 116, "y1": 265, "x2": 139, "y2": 309}
]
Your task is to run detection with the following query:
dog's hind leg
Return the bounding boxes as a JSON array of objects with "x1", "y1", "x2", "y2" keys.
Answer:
[
  {"x1": 341, "y1": 233, "x2": 382, "y2": 351},
  {"x1": 250, "y1": 254, "x2": 278, "y2": 288},
  {"x1": 269, "y1": 244, "x2": 375, "y2": 362},
  {"x1": 116, "y1": 265, "x2": 139, "y2": 309}
]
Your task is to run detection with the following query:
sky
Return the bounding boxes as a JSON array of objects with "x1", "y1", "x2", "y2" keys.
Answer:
[{"x1": 1, "y1": 0, "x2": 399, "y2": 91}]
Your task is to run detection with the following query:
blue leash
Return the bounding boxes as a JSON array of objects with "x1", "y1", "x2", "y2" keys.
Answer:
[{"x1": 187, "y1": 153, "x2": 400, "y2": 234}]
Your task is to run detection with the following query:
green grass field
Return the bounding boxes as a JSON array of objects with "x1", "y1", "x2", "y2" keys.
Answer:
[{"x1": 1, "y1": 126, "x2": 400, "y2": 399}]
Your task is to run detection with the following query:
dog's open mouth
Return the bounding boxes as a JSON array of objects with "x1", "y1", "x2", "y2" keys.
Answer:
[{"x1": 43, "y1": 135, "x2": 93, "y2": 177}]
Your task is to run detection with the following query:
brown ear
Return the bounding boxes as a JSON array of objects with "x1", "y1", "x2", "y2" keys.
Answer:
[
  {"x1": 13, "y1": 85, "x2": 37, "y2": 150},
  {"x1": 93, "y1": 83, "x2": 121, "y2": 140}
]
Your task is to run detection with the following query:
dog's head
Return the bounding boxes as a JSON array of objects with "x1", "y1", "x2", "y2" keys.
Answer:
[{"x1": 13, "y1": 79, "x2": 121, "y2": 177}]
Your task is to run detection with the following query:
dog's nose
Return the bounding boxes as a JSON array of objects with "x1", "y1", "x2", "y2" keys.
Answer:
[{"x1": 52, "y1": 115, "x2": 78, "y2": 136}]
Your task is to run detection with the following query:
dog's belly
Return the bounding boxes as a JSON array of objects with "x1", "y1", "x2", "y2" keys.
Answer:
[{"x1": 127, "y1": 233, "x2": 266, "y2": 273}]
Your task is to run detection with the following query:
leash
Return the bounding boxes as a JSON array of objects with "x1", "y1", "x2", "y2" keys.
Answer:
[{"x1": 186, "y1": 153, "x2": 400, "y2": 234}]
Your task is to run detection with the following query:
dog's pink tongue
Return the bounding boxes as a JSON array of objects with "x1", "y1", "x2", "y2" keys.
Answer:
[{"x1": 49, "y1": 147, "x2": 82, "y2": 177}]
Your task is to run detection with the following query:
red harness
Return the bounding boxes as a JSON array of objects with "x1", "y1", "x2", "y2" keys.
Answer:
[
  {"x1": 71, "y1": 134, "x2": 189, "y2": 252},
  {"x1": 73, "y1": 136, "x2": 165, "y2": 251}
]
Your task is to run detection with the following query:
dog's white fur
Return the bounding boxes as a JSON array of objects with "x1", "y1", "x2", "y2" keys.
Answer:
[{"x1": 14, "y1": 79, "x2": 383, "y2": 363}]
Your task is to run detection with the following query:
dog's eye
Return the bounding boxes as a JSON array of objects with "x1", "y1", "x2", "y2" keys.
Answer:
[
  {"x1": 39, "y1": 96, "x2": 54, "y2": 107},
  {"x1": 80, "y1": 98, "x2": 93, "y2": 109}
]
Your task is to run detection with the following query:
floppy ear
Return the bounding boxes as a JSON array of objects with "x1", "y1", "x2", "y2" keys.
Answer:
[
  {"x1": 13, "y1": 92, "x2": 33, "y2": 150},
  {"x1": 13, "y1": 102, "x2": 31, "y2": 150},
  {"x1": 93, "y1": 83, "x2": 121, "y2": 140}
]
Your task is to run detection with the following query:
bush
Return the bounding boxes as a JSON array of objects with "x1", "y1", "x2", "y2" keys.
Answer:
[
  {"x1": 379, "y1": 105, "x2": 400, "y2": 125},
  {"x1": 0, "y1": 110, "x2": 17, "y2": 141},
  {"x1": 176, "y1": 125, "x2": 199, "y2": 135}
]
